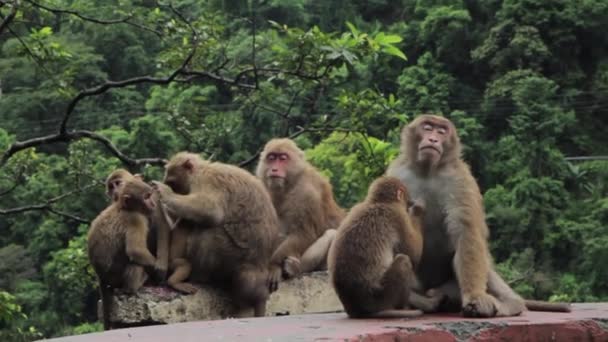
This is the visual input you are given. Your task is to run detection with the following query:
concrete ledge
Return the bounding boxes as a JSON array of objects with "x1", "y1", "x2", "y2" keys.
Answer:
[
  {"x1": 55, "y1": 303, "x2": 608, "y2": 341},
  {"x1": 107, "y1": 271, "x2": 342, "y2": 327}
]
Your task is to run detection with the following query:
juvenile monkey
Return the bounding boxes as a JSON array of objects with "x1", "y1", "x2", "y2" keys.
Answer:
[
  {"x1": 256, "y1": 138, "x2": 345, "y2": 291},
  {"x1": 104, "y1": 169, "x2": 171, "y2": 281},
  {"x1": 153, "y1": 152, "x2": 279, "y2": 317},
  {"x1": 328, "y1": 176, "x2": 441, "y2": 318},
  {"x1": 386, "y1": 114, "x2": 571, "y2": 317},
  {"x1": 88, "y1": 178, "x2": 160, "y2": 329}
]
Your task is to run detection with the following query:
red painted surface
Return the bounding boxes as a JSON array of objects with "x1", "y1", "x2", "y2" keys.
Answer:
[{"x1": 48, "y1": 303, "x2": 608, "y2": 342}]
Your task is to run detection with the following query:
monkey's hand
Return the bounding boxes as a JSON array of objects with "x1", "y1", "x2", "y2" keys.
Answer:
[
  {"x1": 150, "y1": 181, "x2": 173, "y2": 199},
  {"x1": 462, "y1": 293, "x2": 498, "y2": 318},
  {"x1": 283, "y1": 256, "x2": 302, "y2": 279},
  {"x1": 268, "y1": 265, "x2": 282, "y2": 293}
]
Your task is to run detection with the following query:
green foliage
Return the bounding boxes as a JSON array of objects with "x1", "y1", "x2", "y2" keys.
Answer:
[
  {"x1": 306, "y1": 133, "x2": 398, "y2": 207},
  {"x1": 1, "y1": 0, "x2": 607, "y2": 338}
]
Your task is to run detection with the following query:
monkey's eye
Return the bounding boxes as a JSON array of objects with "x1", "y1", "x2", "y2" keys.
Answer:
[
  {"x1": 437, "y1": 127, "x2": 447, "y2": 135},
  {"x1": 267, "y1": 154, "x2": 277, "y2": 161},
  {"x1": 278, "y1": 154, "x2": 288, "y2": 161},
  {"x1": 423, "y1": 124, "x2": 433, "y2": 131}
]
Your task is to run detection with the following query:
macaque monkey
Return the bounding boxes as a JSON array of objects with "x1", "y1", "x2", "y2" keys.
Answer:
[
  {"x1": 256, "y1": 138, "x2": 345, "y2": 291},
  {"x1": 152, "y1": 152, "x2": 279, "y2": 317},
  {"x1": 328, "y1": 176, "x2": 442, "y2": 318},
  {"x1": 386, "y1": 114, "x2": 571, "y2": 317},
  {"x1": 104, "y1": 169, "x2": 170, "y2": 281},
  {"x1": 88, "y1": 178, "x2": 161, "y2": 329}
]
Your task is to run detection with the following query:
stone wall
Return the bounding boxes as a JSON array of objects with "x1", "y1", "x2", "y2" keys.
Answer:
[{"x1": 106, "y1": 271, "x2": 342, "y2": 328}]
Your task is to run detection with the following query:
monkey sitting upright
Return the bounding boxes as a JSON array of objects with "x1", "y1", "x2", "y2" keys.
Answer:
[
  {"x1": 328, "y1": 176, "x2": 442, "y2": 318},
  {"x1": 88, "y1": 178, "x2": 160, "y2": 329}
]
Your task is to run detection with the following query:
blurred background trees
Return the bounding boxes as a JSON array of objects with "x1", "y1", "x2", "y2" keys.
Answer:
[{"x1": 0, "y1": 0, "x2": 606, "y2": 338}]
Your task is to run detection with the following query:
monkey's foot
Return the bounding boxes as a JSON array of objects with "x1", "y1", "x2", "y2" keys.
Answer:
[
  {"x1": 170, "y1": 282, "x2": 198, "y2": 294},
  {"x1": 283, "y1": 256, "x2": 301, "y2": 279},
  {"x1": 462, "y1": 293, "x2": 498, "y2": 318}
]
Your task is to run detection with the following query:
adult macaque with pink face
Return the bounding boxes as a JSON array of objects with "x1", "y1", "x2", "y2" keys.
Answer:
[
  {"x1": 256, "y1": 138, "x2": 345, "y2": 291},
  {"x1": 387, "y1": 114, "x2": 571, "y2": 317}
]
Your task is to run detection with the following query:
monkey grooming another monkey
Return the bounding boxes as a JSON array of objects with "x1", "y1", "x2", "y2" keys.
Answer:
[
  {"x1": 256, "y1": 138, "x2": 345, "y2": 291},
  {"x1": 153, "y1": 152, "x2": 279, "y2": 317},
  {"x1": 387, "y1": 114, "x2": 571, "y2": 317},
  {"x1": 88, "y1": 178, "x2": 161, "y2": 329},
  {"x1": 105, "y1": 169, "x2": 171, "y2": 282},
  {"x1": 328, "y1": 176, "x2": 441, "y2": 318}
]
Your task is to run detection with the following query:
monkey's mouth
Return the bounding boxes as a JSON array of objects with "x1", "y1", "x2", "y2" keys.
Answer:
[{"x1": 420, "y1": 146, "x2": 441, "y2": 153}]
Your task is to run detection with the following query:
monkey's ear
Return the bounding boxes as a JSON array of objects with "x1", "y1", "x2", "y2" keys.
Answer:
[
  {"x1": 134, "y1": 173, "x2": 144, "y2": 180},
  {"x1": 397, "y1": 189, "x2": 404, "y2": 201},
  {"x1": 183, "y1": 158, "x2": 194, "y2": 171}
]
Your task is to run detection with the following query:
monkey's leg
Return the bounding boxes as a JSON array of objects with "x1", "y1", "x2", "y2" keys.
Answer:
[
  {"x1": 367, "y1": 254, "x2": 422, "y2": 318},
  {"x1": 232, "y1": 267, "x2": 269, "y2": 318},
  {"x1": 487, "y1": 270, "x2": 570, "y2": 313},
  {"x1": 270, "y1": 234, "x2": 314, "y2": 280},
  {"x1": 298, "y1": 229, "x2": 337, "y2": 274},
  {"x1": 167, "y1": 258, "x2": 197, "y2": 294},
  {"x1": 99, "y1": 280, "x2": 114, "y2": 330},
  {"x1": 408, "y1": 290, "x2": 444, "y2": 313},
  {"x1": 486, "y1": 269, "x2": 525, "y2": 316}
]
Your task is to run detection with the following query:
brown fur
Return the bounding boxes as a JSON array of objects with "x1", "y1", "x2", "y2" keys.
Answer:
[
  {"x1": 153, "y1": 152, "x2": 279, "y2": 317},
  {"x1": 256, "y1": 138, "x2": 345, "y2": 290},
  {"x1": 105, "y1": 169, "x2": 171, "y2": 282},
  {"x1": 386, "y1": 114, "x2": 571, "y2": 317},
  {"x1": 88, "y1": 178, "x2": 159, "y2": 329},
  {"x1": 328, "y1": 176, "x2": 437, "y2": 318}
]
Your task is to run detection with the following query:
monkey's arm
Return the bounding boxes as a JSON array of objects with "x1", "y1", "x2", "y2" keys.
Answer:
[
  {"x1": 445, "y1": 183, "x2": 492, "y2": 309},
  {"x1": 151, "y1": 199, "x2": 172, "y2": 281},
  {"x1": 125, "y1": 223, "x2": 156, "y2": 267},
  {"x1": 152, "y1": 181, "x2": 225, "y2": 226}
]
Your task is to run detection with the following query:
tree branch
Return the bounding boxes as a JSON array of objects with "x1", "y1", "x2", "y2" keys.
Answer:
[
  {"x1": 0, "y1": 182, "x2": 99, "y2": 224},
  {"x1": 25, "y1": 0, "x2": 162, "y2": 37},
  {"x1": 1, "y1": 129, "x2": 167, "y2": 167},
  {"x1": 0, "y1": 0, "x2": 19, "y2": 36}
]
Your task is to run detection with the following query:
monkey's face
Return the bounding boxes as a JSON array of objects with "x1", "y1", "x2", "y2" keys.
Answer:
[
  {"x1": 263, "y1": 151, "x2": 290, "y2": 188},
  {"x1": 120, "y1": 181, "x2": 156, "y2": 213},
  {"x1": 415, "y1": 119, "x2": 450, "y2": 166}
]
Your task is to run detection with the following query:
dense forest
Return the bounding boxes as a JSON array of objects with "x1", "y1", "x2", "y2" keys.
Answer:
[{"x1": 0, "y1": 0, "x2": 607, "y2": 339}]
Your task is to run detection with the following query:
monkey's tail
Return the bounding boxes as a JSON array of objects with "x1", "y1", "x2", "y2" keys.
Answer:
[
  {"x1": 368, "y1": 309, "x2": 424, "y2": 318},
  {"x1": 525, "y1": 300, "x2": 571, "y2": 312}
]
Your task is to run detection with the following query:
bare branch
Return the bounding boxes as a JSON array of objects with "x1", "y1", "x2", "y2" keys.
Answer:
[
  {"x1": 1, "y1": 129, "x2": 167, "y2": 167},
  {"x1": 0, "y1": 182, "x2": 99, "y2": 223},
  {"x1": 48, "y1": 207, "x2": 89, "y2": 224},
  {"x1": 0, "y1": 0, "x2": 19, "y2": 36},
  {"x1": 25, "y1": 0, "x2": 162, "y2": 37},
  {"x1": 565, "y1": 156, "x2": 608, "y2": 161},
  {"x1": 180, "y1": 70, "x2": 256, "y2": 89}
]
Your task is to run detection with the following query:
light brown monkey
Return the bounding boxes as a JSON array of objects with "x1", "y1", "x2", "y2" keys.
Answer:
[
  {"x1": 88, "y1": 178, "x2": 160, "y2": 330},
  {"x1": 386, "y1": 114, "x2": 571, "y2": 317},
  {"x1": 152, "y1": 152, "x2": 279, "y2": 317},
  {"x1": 256, "y1": 138, "x2": 345, "y2": 291},
  {"x1": 104, "y1": 169, "x2": 171, "y2": 282},
  {"x1": 328, "y1": 176, "x2": 441, "y2": 318}
]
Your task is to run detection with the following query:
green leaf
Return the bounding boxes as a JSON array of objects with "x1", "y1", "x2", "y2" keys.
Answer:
[{"x1": 381, "y1": 45, "x2": 407, "y2": 60}]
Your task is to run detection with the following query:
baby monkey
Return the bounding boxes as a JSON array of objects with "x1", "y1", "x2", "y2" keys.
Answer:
[
  {"x1": 88, "y1": 177, "x2": 159, "y2": 329},
  {"x1": 328, "y1": 176, "x2": 440, "y2": 318}
]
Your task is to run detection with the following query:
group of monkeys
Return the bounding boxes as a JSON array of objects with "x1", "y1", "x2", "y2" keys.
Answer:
[{"x1": 87, "y1": 114, "x2": 571, "y2": 330}]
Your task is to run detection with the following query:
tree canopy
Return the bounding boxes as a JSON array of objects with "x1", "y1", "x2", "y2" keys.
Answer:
[{"x1": 0, "y1": 0, "x2": 607, "y2": 339}]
